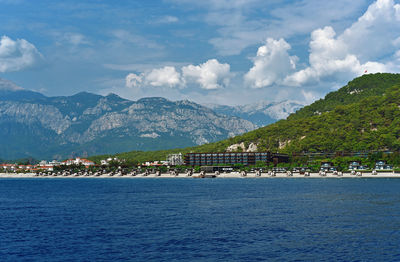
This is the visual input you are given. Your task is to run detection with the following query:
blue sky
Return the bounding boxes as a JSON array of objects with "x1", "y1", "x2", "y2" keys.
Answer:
[{"x1": 0, "y1": 0, "x2": 399, "y2": 105}]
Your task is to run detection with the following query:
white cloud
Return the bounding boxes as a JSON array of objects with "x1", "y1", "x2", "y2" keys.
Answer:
[
  {"x1": 0, "y1": 35, "x2": 43, "y2": 72},
  {"x1": 283, "y1": 7, "x2": 398, "y2": 87},
  {"x1": 126, "y1": 59, "x2": 232, "y2": 90},
  {"x1": 244, "y1": 38, "x2": 297, "y2": 88},
  {"x1": 240, "y1": 0, "x2": 400, "y2": 104},
  {"x1": 126, "y1": 66, "x2": 182, "y2": 88},
  {"x1": 283, "y1": 26, "x2": 368, "y2": 86},
  {"x1": 182, "y1": 59, "x2": 231, "y2": 89},
  {"x1": 125, "y1": 73, "x2": 143, "y2": 88},
  {"x1": 145, "y1": 66, "x2": 181, "y2": 87},
  {"x1": 340, "y1": 0, "x2": 400, "y2": 61},
  {"x1": 301, "y1": 90, "x2": 318, "y2": 104},
  {"x1": 274, "y1": 0, "x2": 400, "y2": 87}
]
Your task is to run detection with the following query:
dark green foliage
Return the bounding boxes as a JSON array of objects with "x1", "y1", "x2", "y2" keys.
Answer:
[
  {"x1": 227, "y1": 83, "x2": 400, "y2": 154},
  {"x1": 289, "y1": 73, "x2": 400, "y2": 120}
]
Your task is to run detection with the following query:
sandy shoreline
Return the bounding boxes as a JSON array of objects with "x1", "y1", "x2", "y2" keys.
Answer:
[{"x1": 1, "y1": 172, "x2": 399, "y2": 178}]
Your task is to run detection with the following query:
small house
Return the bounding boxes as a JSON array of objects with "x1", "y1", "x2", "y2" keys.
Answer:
[
  {"x1": 320, "y1": 162, "x2": 336, "y2": 172},
  {"x1": 375, "y1": 160, "x2": 393, "y2": 170},
  {"x1": 348, "y1": 161, "x2": 361, "y2": 170},
  {"x1": 348, "y1": 161, "x2": 369, "y2": 170}
]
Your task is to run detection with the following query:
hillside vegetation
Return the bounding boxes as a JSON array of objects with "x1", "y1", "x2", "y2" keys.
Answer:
[
  {"x1": 289, "y1": 73, "x2": 400, "y2": 120},
  {"x1": 89, "y1": 73, "x2": 400, "y2": 163}
]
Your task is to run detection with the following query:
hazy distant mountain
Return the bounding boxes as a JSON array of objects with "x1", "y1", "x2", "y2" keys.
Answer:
[
  {"x1": 205, "y1": 100, "x2": 305, "y2": 127},
  {"x1": 0, "y1": 79, "x2": 256, "y2": 160}
]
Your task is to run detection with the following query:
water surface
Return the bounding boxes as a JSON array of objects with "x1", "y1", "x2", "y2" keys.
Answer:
[{"x1": 1, "y1": 178, "x2": 400, "y2": 261}]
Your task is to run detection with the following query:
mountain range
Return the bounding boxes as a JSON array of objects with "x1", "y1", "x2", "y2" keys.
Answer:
[
  {"x1": 0, "y1": 85, "x2": 257, "y2": 159},
  {"x1": 1, "y1": 77, "x2": 301, "y2": 160}
]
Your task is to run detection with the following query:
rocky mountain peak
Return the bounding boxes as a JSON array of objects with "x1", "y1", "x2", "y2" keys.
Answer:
[{"x1": 0, "y1": 79, "x2": 257, "y2": 160}]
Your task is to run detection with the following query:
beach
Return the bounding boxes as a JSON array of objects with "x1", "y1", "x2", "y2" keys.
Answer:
[{"x1": 1, "y1": 171, "x2": 399, "y2": 178}]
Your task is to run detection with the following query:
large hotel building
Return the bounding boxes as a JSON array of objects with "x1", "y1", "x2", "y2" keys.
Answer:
[{"x1": 184, "y1": 152, "x2": 289, "y2": 166}]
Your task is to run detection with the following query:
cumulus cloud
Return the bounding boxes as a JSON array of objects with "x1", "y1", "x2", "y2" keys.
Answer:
[
  {"x1": 341, "y1": 0, "x2": 400, "y2": 61},
  {"x1": 243, "y1": 0, "x2": 400, "y2": 88},
  {"x1": 125, "y1": 59, "x2": 232, "y2": 90},
  {"x1": 144, "y1": 66, "x2": 182, "y2": 87},
  {"x1": 182, "y1": 59, "x2": 231, "y2": 89},
  {"x1": 284, "y1": 23, "x2": 397, "y2": 85},
  {"x1": 0, "y1": 35, "x2": 43, "y2": 73},
  {"x1": 283, "y1": 26, "x2": 378, "y2": 86},
  {"x1": 244, "y1": 38, "x2": 297, "y2": 88},
  {"x1": 126, "y1": 66, "x2": 182, "y2": 88},
  {"x1": 125, "y1": 73, "x2": 143, "y2": 88},
  {"x1": 286, "y1": 0, "x2": 400, "y2": 86},
  {"x1": 301, "y1": 89, "x2": 319, "y2": 104}
]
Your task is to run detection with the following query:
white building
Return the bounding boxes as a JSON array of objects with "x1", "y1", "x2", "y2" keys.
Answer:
[
  {"x1": 167, "y1": 153, "x2": 184, "y2": 166},
  {"x1": 62, "y1": 157, "x2": 95, "y2": 166},
  {"x1": 39, "y1": 160, "x2": 62, "y2": 167}
]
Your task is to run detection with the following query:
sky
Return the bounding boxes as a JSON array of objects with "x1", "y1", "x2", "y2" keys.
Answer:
[{"x1": 0, "y1": 0, "x2": 400, "y2": 105}]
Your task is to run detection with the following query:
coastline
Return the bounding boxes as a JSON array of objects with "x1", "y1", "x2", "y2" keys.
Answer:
[{"x1": 1, "y1": 172, "x2": 399, "y2": 178}]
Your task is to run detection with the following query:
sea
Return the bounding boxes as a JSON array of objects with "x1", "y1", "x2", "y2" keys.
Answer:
[{"x1": 1, "y1": 178, "x2": 400, "y2": 261}]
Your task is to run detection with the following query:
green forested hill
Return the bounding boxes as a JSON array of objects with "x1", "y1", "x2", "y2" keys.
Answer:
[
  {"x1": 231, "y1": 84, "x2": 400, "y2": 153},
  {"x1": 89, "y1": 73, "x2": 400, "y2": 163},
  {"x1": 289, "y1": 73, "x2": 400, "y2": 120}
]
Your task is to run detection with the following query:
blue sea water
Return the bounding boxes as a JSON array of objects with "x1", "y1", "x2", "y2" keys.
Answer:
[{"x1": 1, "y1": 178, "x2": 400, "y2": 261}]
